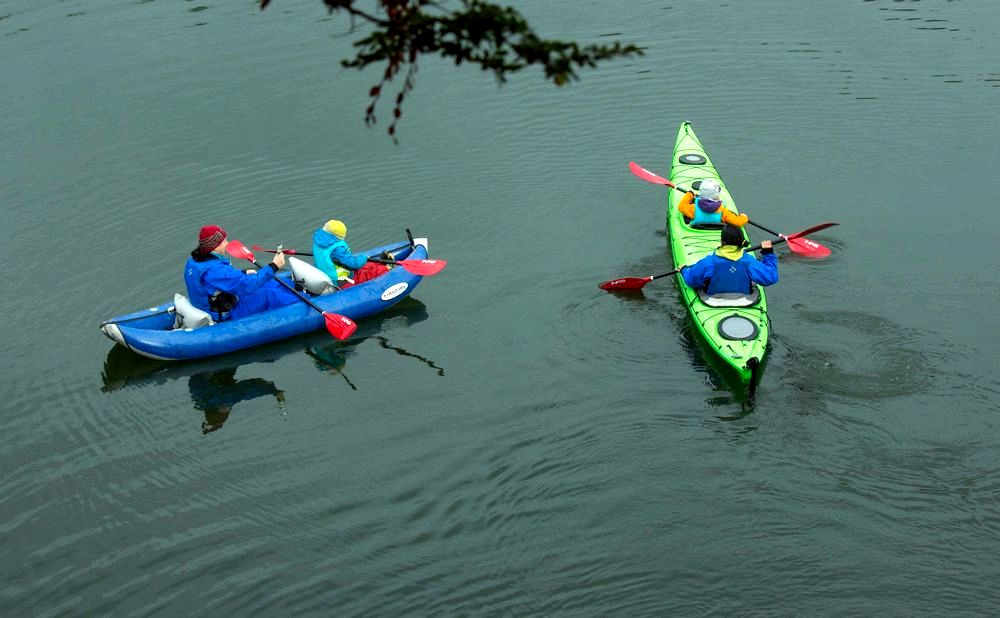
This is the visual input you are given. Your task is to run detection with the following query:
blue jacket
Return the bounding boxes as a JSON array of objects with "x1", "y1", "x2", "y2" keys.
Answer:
[
  {"x1": 184, "y1": 252, "x2": 289, "y2": 320},
  {"x1": 681, "y1": 247, "x2": 778, "y2": 295},
  {"x1": 312, "y1": 227, "x2": 368, "y2": 279}
]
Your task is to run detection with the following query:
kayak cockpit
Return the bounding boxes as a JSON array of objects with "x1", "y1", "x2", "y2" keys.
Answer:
[
  {"x1": 684, "y1": 218, "x2": 724, "y2": 231},
  {"x1": 697, "y1": 286, "x2": 761, "y2": 308}
]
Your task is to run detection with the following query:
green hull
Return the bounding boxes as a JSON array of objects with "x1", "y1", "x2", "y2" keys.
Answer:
[{"x1": 667, "y1": 122, "x2": 769, "y2": 384}]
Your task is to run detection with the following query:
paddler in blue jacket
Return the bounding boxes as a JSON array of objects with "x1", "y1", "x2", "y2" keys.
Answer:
[
  {"x1": 681, "y1": 224, "x2": 778, "y2": 295},
  {"x1": 184, "y1": 225, "x2": 298, "y2": 320},
  {"x1": 312, "y1": 219, "x2": 389, "y2": 287}
]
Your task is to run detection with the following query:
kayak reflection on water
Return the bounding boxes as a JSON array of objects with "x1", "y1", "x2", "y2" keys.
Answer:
[
  {"x1": 306, "y1": 334, "x2": 444, "y2": 391},
  {"x1": 100, "y1": 298, "x2": 440, "y2": 430},
  {"x1": 306, "y1": 342, "x2": 359, "y2": 390},
  {"x1": 100, "y1": 298, "x2": 434, "y2": 390},
  {"x1": 188, "y1": 368, "x2": 285, "y2": 434}
]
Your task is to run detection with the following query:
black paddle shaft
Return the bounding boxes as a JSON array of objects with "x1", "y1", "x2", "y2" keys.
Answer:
[
  {"x1": 256, "y1": 241, "x2": 411, "y2": 260},
  {"x1": 650, "y1": 223, "x2": 838, "y2": 282},
  {"x1": 245, "y1": 257, "x2": 326, "y2": 315},
  {"x1": 650, "y1": 239, "x2": 775, "y2": 282}
]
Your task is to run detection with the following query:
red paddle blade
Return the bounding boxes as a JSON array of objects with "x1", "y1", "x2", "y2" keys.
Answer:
[
  {"x1": 629, "y1": 161, "x2": 674, "y2": 188},
  {"x1": 784, "y1": 222, "x2": 838, "y2": 241},
  {"x1": 226, "y1": 240, "x2": 255, "y2": 261},
  {"x1": 395, "y1": 259, "x2": 447, "y2": 276},
  {"x1": 599, "y1": 276, "x2": 653, "y2": 291},
  {"x1": 782, "y1": 235, "x2": 832, "y2": 258},
  {"x1": 323, "y1": 312, "x2": 357, "y2": 340}
]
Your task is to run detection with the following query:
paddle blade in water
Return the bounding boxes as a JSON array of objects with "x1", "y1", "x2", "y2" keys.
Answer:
[
  {"x1": 783, "y1": 235, "x2": 832, "y2": 258},
  {"x1": 323, "y1": 312, "x2": 357, "y2": 340},
  {"x1": 226, "y1": 240, "x2": 254, "y2": 261},
  {"x1": 748, "y1": 222, "x2": 837, "y2": 255},
  {"x1": 599, "y1": 276, "x2": 653, "y2": 291},
  {"x1": 396, "y1": 259, "x2": 447, "y2": 276},
  {"x1": 629, "y1": 161, "x2": 673, "y2": 187}
]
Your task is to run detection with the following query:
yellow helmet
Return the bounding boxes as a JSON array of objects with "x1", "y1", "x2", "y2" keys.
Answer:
[{"x1": 323, "y1": 219, "x2": 347, "y2": 239}]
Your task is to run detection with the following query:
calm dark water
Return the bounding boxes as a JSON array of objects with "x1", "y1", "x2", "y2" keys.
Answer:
[{"x1": 3, "y1": 1, "x2": 1000, "y2": 615}]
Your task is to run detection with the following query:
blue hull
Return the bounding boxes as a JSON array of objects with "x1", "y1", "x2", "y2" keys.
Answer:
[{"x1": 101, "y1": 239, "x2": 429, "y2": 360}]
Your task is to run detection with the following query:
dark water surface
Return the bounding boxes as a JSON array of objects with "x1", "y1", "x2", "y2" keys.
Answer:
[{"x1": 3, "y1": 1, "x2": 1000, "y2": 615}]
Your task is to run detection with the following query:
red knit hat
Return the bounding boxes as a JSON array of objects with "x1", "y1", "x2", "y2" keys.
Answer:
[{"x1": 198, "y1": 225, "x2": 227, "y2": 252}]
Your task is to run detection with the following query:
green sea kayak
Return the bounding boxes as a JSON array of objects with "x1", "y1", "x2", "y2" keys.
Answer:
[{"x1": 667, "y1": 122, "x2": 769, "y2": 387}]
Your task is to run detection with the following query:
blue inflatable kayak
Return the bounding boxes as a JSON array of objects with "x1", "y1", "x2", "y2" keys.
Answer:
[{"x1": 101, "y1": 238, "x2": 430, "y2": 360}]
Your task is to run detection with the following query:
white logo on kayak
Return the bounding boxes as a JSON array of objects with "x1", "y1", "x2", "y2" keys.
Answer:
[{"x1": 380, "y1": 282, "x2": 409, "y2": 301}]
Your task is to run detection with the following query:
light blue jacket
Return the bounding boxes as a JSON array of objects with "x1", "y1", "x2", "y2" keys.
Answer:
[
  {"x1": 690, "y1": 197, "x2": 724, "y2": 227},
  {"x1": 312, "y1": 228, "x2": 368, "y2": 280}
]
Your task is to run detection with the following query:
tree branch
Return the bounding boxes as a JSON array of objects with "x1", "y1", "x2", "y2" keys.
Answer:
[{"x1": 260, "y1": 0, "x2": 644, "y2": 141}]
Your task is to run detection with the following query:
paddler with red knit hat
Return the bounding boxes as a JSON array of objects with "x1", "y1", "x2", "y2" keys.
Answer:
[{"x1": 183, "y1": 225, "x2": 298, "y2": 321}]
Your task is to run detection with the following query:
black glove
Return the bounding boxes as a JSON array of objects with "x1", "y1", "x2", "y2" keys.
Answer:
[{"x1": 760, "y1": 244, "x2": 774, "y2": 255}]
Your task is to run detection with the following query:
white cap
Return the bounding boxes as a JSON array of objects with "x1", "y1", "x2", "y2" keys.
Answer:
[{"x1": 698, "y1": 179, "x2": 722, "y2": 200}]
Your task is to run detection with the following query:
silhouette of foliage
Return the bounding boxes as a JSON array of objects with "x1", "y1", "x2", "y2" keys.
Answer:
[{"x1": 260, "y1": 0, "x2": 643, "y2": 140}]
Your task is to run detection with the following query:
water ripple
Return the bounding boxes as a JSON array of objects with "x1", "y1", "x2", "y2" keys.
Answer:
[{"x1": 777, "y1": 309, "x2": 937, "y2": 400}]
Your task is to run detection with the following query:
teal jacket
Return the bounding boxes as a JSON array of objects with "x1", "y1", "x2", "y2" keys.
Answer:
[{"x1": 312, "y1": 227, "x2": 368, "y2": 279}]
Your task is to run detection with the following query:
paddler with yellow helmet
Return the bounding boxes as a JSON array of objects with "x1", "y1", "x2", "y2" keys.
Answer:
[{"x1": 312, "y1": 219, "x2": 390, "y2": 287}]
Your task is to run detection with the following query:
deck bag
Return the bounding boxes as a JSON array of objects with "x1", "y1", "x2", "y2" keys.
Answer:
[
  {"x1": 173, "y1": 293, "x2": 214, "y2": 330},
  {"x1": 289, "y1": 256, "x2": 336, "y2": 295},
  {"x1": 340, "y1": 262, "x2": 390, "y2": 288}
]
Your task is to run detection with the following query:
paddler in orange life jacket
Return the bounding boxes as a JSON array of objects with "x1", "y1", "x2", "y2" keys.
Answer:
[
  {"x1": 681, "y1": 224, "x2": 778, "y2": 295},
  {"x1": 183, "y1": 225, "x2": 298, "y2": 320},
  {"x1": 677, "y1": 179, "x2": 749, "y2": 228}
]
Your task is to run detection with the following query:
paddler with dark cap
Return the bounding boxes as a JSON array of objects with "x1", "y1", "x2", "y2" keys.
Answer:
[
  {"x1": 680, "y1": 224, "x2": 778, "y2": 295},
  {"x1": 183, "y1": 225, "x2": 298, "y2": 320}
]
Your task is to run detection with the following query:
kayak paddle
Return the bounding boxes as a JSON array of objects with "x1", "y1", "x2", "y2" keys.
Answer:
[
  {"x1": 599, "y1": 222, "x2": 839, "y2": 291},
  {"x1": 250, "y1": 245, "x2": 447, "y2": 276},
  {"x1": 226, "y1": 241, "x2": 358, "y2": 340},
  {"x1": 251, "y1": 245, "x2": 308, "y2": 256},
  {"x1": 628, "y1": 161, "x2": 833, "y2": 258}
]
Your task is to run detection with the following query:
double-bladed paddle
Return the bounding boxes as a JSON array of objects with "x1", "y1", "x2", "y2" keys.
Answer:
[
  {"x1": 598, "y1": 222, "x2": 839, "y2": 291},
  {"x1": 250, "y1": 245, "x2": 447, "y2": 276},
  {"x1": 628, "y1": 161, "x2": 833, "y2": 258},
  {"x1": 226, "y1": 241, "x2": 358, "y2": 340}
]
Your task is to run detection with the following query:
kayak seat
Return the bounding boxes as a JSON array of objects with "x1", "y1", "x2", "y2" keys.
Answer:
[
  {"x1": 697, "y1": 286, "x2": 760, "y2": 307},
  {"x1": 173, "y1": 293, "x2": 215, "y2": 330}
]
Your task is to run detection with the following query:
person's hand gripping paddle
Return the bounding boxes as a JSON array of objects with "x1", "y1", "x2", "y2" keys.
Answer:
[{"x1": 226, "y1": 241, "x2": 357, "y2": 340}]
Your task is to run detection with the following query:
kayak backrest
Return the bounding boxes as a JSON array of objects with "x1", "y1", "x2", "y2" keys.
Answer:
[
  {"x1": 173, "y1": 293, "x2": 214, "y2": 330},
  {"x1": 289, "y1": 256, "x2": 336, "y2": 296},
  {"x1": 687, "y1": 220, "x2": 724, "y2": 231},
  {"x1": 697, "y1": 287, "x2": 761, "y2": 308}
]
